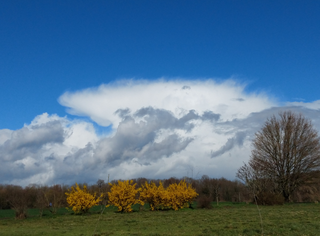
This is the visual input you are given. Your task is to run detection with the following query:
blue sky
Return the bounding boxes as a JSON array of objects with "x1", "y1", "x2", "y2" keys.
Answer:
[
  {"x1": 1, "y1": 0, "x2": 320, "y2": 129},
  {"x1": 1, "y1": 1, "x2": 320, "y2": 185}
]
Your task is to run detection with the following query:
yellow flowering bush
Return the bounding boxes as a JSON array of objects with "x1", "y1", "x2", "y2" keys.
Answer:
[
  {"x1": 166, "y1": 180, "x2": 198, "y2": 210},
  {"x1": 107, "y1": 180, "x2": 143, "y2": 212},
  {"x1": 140, "y1": 181, "x2": 168, "y2": 210},
  {"x1": 65, "y1": 183, "x2": 102, "y2": 214},
  {"x1": 140, "y1": 180, "x2": 198, "y2": 211}
]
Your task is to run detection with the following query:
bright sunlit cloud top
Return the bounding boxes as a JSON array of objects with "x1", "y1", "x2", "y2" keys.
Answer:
[{"x1": 59, "y1": 79, "x2": 276, "y2": 128}]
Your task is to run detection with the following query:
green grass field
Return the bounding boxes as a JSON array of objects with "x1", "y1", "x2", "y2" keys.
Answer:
[{"x1": 0, "y1": 202, "x2": 319, "y2": 236}]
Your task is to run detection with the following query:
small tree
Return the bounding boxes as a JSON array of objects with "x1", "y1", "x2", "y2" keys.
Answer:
[
  {"x1": 107, "y1": 180, "x2": 142, "y2": 212},
  {"x1": 65, "y1": 183, "x2": 102, "y2": 214},
  {"x1": 7, "y1": 186, "x2": 28, "y2": 219},
  {"x1": 35, "y1": 186, "x2": 49, "y2": 218},
  {"x1": 238, "y1": 111, "x2": 320, "y2": 202}
]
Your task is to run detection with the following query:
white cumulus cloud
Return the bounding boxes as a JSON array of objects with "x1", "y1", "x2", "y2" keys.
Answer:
[{"x1": 1, "y1": 79, "x2": 320, "y2": 186}]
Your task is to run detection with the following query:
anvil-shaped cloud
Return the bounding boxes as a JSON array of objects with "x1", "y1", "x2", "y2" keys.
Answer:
[{"x1": 1, "y1": 79, "x2": 320, "y2": 186}]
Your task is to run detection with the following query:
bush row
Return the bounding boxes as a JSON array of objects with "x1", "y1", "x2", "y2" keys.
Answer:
[{"x1": 66, "y1": 180, "x2": 198, "y2": 213}]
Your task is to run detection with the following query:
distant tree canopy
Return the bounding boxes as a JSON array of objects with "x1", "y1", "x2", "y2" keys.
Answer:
[{"x1": 237, "y1": 111, "x2": 320, "y2": 202}]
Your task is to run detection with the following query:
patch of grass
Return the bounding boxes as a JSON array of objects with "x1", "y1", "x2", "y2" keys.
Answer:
[{"x1": 0, "y1": 203, "x2": 320, "y2": 235}]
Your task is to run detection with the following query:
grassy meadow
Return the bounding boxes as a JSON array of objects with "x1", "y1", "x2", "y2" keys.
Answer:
[{"x1": 0, "y1": 202, "x2": 319, "y2": 236}]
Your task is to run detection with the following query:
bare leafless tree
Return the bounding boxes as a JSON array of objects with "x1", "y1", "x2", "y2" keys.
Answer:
[
  {"x1": 237, "y1": 111, "x2": 320, "y2": 202},
  {"x1": 35, "y1": 186, "x2": 49, "y2": 218},
  {"x1": 6, "y1": 185, "x2": 28, "y2": 219}
]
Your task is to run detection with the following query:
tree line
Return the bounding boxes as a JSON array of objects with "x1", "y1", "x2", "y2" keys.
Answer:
[
  {"x1": 0, "y1": 177, "x2": 248, "y2": 214},
  {"x1": 1, "y1": 173, "x2": 320, "y2": 218},
  {"x1": 1, "y1": 110, "x2": 320, "y2": 218}
]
